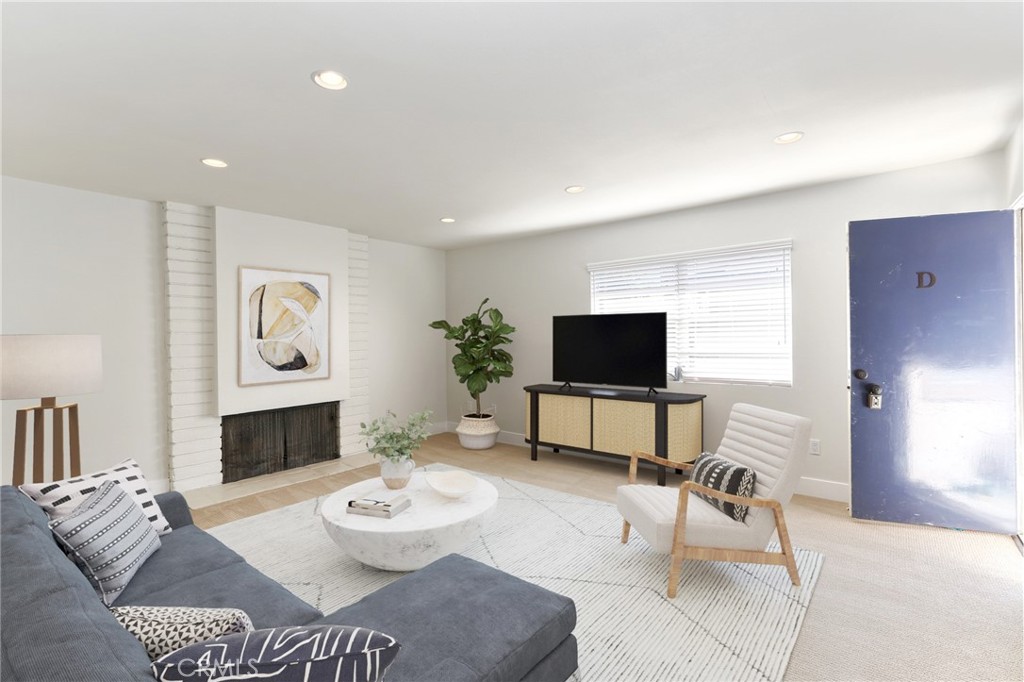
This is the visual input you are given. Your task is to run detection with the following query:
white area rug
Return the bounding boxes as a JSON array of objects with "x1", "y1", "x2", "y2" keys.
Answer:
[{"x1": 210, "y1": 466, "x2": 823, "y2": 681}]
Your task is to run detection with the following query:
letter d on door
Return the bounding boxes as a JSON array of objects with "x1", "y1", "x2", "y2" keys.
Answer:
[{"x1": 916, "y1": 271, "x2": 936, "y2": 288}]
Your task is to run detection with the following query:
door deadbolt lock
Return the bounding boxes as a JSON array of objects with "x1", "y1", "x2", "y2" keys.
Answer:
[{"x1": 866, "y1": 384, "x2": 882, "y2": 410}]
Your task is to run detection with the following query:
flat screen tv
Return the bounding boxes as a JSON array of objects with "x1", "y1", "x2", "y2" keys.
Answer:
[{"x1": 552, "y1": 313, "x2": 667, "y2": 389}]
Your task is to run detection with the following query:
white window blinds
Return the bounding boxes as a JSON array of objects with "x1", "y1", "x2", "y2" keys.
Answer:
[{"x1": 589, "y1": 241, "x2": 792, "y2": 385}]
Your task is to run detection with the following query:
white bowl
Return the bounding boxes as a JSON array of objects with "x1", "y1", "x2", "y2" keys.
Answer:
[{"x1": 425, "y1": 470, "x2": 478, "y2": 499}]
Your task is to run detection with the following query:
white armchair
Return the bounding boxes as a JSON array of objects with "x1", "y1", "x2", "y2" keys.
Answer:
[{"x1": 617, "y1": 403, "x2": 812, "y2": 598}]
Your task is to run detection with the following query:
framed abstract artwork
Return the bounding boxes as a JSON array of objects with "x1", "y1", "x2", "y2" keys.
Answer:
[{"x1": 238, "y1": 266, "x2": 330, "y2": 386}]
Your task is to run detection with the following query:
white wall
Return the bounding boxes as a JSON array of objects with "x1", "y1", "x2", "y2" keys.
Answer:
[
  {"x1": 215, "y1": 207, "x2": 351, "y2": 415},
  {"x1": 1, "y1": 179, "x2": 451, "y2": 490},
  {"x1": 1, "y1": 177, "x2": 168, "y2": 489},
  {"x1": 1, "y1": 151, "x2": 1007, "y2": 496},
  {"x1": 367, "y1": 238, "x2": 448, "y2": 429},
  {"x1": 443, "y1": 151, "x2": 1008, "y2": 501},
  {"x1": 1006, "y1": 120, "x2": 1023, "y2": 206}
]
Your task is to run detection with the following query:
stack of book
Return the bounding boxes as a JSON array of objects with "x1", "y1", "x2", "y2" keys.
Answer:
[{"x1": 346, "y1": 493, "x2": 411, "y2": 519}]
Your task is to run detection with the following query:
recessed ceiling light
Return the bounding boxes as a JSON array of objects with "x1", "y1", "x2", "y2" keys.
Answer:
[
  {"x1": 564, "y1": 185, "x2": 586, "y2": 194},
  {"x1": 201, "y1": 158, "x2": 228, "y2": 168},
  {"x1": 312, "y1": 70, "x2": 348, "y2": 90},
  {"x1": 773, "y1": 131, "x2": 804, "y2": 145},
  {"x1": 440, "y1": 217, "x2": 456, "y2": 223}
]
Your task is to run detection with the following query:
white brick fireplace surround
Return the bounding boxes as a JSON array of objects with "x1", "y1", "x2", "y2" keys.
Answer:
[{"x1": 162, "y1": 202, "x2": 368, "y2": 492}]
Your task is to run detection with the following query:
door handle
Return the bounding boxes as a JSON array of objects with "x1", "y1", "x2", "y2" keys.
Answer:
[{"x1": 866, "y1": 383, "x2": 882, "y2": 410}]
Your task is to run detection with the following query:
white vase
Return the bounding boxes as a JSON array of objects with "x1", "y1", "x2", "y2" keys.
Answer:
[
  {"x1": 380, "y1": 457, "x2": 415, "y2": 489},
  {"x1": 456, "y1": 414, "x2": 500, "y2": 450}
]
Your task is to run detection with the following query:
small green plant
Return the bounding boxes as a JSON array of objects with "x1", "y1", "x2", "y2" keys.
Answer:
[
  {"x1": 429, "y1": 298, "x2": 515, "y2": 417},
  {"x1": 359, "y1": 410, "x2": 433, "y2": 462}
]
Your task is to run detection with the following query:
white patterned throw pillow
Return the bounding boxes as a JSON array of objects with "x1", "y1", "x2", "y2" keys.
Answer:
[
  {"x1": 110, "y1": 606, "x2": 255, "y2": 660},
  {"x1": 19, "y1": 458, "x2": 172, "y2": 535},
  {"x1": 49, "y1": 480, "x2": 162, "y2": 605}
]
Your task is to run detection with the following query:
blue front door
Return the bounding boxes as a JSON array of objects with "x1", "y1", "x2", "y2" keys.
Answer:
[{"x1": 849, "y1": 210, "x2": 1020, "y2": 534}]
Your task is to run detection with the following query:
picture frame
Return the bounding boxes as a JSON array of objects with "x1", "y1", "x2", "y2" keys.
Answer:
[{"x1": 238, "y1": 266, "x2": 330, "y2": 386}]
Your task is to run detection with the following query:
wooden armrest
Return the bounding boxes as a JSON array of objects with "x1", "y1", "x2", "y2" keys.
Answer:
[
  {"x1": 681, "y1": 481, "x2": 781, "y2": 510},
  {"x1": 627, "y1": 450, "x2": 694, "y2": 483}
]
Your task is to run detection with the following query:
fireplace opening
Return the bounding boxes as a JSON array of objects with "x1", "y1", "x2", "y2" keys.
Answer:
[{"x1": 221, "y1": 401, "x2": 339, "y2": 483}]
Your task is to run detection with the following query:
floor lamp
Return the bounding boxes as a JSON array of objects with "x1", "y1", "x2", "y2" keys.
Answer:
[{"x1": 1, "y1": 335, "x2": 103, "y2": 485}]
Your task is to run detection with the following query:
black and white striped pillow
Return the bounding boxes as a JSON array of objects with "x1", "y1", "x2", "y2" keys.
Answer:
[
  {"x1": 19, "y1": 458, "x2": 171, "y2": 535},
  {"x1": 49, "y1": 480, "x2": 162, "y2": 605},
  {"x1": 152, "y1": 625, "x2": 401, "y2": 682},
  {"x1": 690, "y1": 452, "x2": 756, "y2": 522}
]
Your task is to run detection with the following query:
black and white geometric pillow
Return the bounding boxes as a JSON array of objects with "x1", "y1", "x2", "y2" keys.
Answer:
[
  {"x1": 48, "y1": 480, "x2": 162, "y2": 605},
  {"x1": 110, "y1": 606, "x2": 254, "y2": 660},
  {"x1": 152, "y1": 625, "x2": 401, "y2": 682},
  {"x1": 19, "y1": 458, "x2": 172, "y2": 535},
  {"x1": 690, "y1": 452, "x2": 757, "y2": 522}
]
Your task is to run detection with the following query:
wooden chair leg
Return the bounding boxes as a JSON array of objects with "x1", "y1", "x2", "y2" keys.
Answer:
[
  {"x1": 783, "y1": 554, "x2": 800, "y2": 585},
  {"x1": 773, "y1": 506, "x2": 801, "y2": 586},
  {"x1": 667, "y1": 551, "x2": 684, "y2": 598},
  {"x1": 666, "y1": 486, "x2": 692, "y2": 598},
  {"x1": 620, "y1": 520, "x2": 631, "y2": 543}
]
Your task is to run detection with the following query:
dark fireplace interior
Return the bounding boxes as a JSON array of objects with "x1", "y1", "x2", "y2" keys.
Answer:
[{"x1": 221, "y1": 401, "x2": 339, "y2": 483}]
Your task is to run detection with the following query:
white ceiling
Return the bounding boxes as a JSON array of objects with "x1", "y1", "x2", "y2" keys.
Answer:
[{"x1": 3, "y1": 2, "x2": 1021, "y2": 250}]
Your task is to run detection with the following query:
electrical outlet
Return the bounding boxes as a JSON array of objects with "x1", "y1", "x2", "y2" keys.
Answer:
[{"x1": 809, "y1": 439, "x2": 821, "y2": 456}]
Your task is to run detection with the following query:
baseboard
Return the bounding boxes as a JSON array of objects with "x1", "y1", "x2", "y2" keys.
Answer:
[
  {"x1": 443, "y1": 423, "x2": 526, "y2": 443},
  {"x1": 511, "y1": 432, "x2": 852, "y2": 505},
  {"x1": 796, "y1": 476, "x2": 849, "y2": 504},
  {"x1": 497, "y1": 428, "x2": 526, "y2": 446},
  {"x1": 449, "y1": 424, "x2": 850, "y2": 504}
]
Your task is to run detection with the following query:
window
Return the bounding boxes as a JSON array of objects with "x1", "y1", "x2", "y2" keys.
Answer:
[{"x1": 589, "y1": 240, "x2": 792, "y2": 385}]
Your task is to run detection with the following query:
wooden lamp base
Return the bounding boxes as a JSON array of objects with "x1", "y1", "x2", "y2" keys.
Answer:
[{"x1": 11, "y1": 397, "x2": 82, "y2": 486}]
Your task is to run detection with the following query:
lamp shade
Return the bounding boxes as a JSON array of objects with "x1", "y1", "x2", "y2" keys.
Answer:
[{"x1": 0, "y1": 335, "x2": 103, "y2": 399}]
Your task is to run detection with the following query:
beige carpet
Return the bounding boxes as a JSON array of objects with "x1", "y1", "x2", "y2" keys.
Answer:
[{"x1": 780, "y1": 497, "x2": 1022, "y2": 681}]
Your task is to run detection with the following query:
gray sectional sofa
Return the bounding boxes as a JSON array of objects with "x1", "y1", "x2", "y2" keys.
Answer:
[{"x1": 0, "y1": 485, "x2": 578, "y2": 681}]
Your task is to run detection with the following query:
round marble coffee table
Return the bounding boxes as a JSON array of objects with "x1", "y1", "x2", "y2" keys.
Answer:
[{"x1": 321, "y1": 471, "x2": 498, "y2": 571}]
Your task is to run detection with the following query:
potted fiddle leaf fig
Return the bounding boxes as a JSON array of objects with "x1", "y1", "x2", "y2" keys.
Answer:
[{"x1": 429, "y1": 298, "x2": 515, "y2": 449}]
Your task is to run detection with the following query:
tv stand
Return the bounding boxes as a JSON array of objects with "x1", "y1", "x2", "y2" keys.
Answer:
[{"x1": 524, "y1": 384, "x2": 705, "y2": 485}]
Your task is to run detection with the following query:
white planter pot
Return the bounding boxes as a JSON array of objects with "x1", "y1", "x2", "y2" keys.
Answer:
[
  {"x1": 456, "y1": 414, "x2": 500, "y2": 450},
  {"x1": 380, "y1": 457, "x2": 415, "y2": 489}
]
